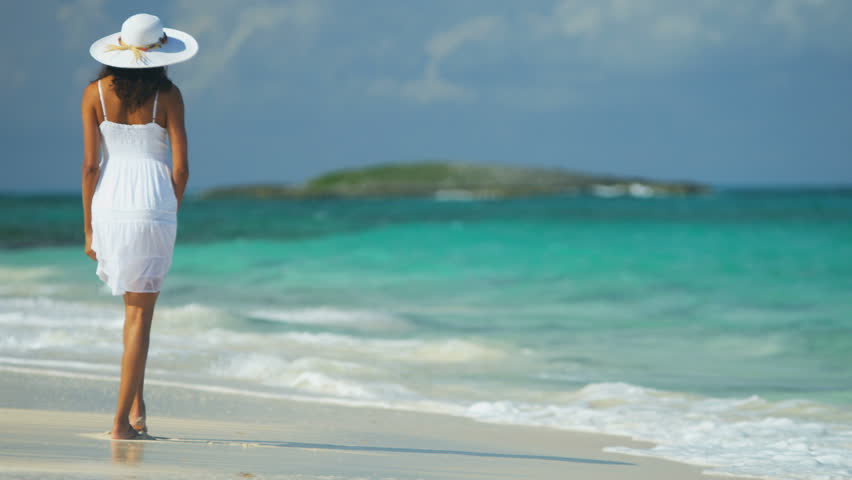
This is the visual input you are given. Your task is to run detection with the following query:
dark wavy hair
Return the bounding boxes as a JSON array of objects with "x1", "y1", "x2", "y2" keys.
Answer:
[{"x1": 95, "y1": 65, "x2": 173, "y2": 111}]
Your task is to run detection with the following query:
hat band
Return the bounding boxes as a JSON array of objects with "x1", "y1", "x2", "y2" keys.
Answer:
[{"x1": 105, "y1": 33, "x2": 168, "y2": 63}]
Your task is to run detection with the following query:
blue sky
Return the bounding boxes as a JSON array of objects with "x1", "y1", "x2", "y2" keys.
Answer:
[{"x1": 2, "y1": 0, "x2": 851, "y2": 192}]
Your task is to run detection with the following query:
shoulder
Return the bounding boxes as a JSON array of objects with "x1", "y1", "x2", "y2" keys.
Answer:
[
  {"x1": 160, "y1": 83, "x2": 184, "y2": 109},
  {"x1": 161, "y1": 83, "x2": 183, "y2": 101},
  {"x1": 83, "y1": 80, "x2": 99, "y2": 97},
  {"x1": 81, "y1": 80, "x2": 101, "y2": 106},
  {"x1": 84, "y1": 75, "x2": 112, "y2": 94},
  {"x1": 159, "y1": 85, "x2": 184, "y2": 122}
]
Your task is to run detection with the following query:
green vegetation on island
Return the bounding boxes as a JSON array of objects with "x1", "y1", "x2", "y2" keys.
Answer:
[{"x1": 201, "y1": 161, "x2": 709, "y2": 199}]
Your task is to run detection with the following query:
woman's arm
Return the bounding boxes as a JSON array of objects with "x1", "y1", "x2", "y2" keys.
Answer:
[
  {"x1": 81, "y1": 83, "x2": 100, "y2": 261},
  {"x1": 166, "y1": 85, "x2": 189, "y2": 210}
]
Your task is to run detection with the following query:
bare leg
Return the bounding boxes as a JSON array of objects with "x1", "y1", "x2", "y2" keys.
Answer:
[
  {"x1": 129, "y1": 325, "x2": 148, "y2": 433},
  {"x1": 111, "y1": 292, "x2": 158, "y2": 440}
]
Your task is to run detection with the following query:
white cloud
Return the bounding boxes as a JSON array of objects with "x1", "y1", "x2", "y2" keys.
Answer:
[
  {"x1": 372, "y1": 15, "x2": 502, "y2": 104},
  {"x1": 531, "y1": 0, "x2": 727, "y2": 68},
  {"x1": 765, "y1": 0, "x2": 852, "y2": 40},
  {"x1": 57, "y1": 0, "x2": 111, "y2": 49},
  {"x1": 530, "y1": 0, "x2": 849, "y2": 69},
  {"x1": 221, "y1": 1, "x2": 320, "y2": 63},
  {"x1": 371, "y1": 74, "x2": 472, "y2": 104},
  {"x1": 426, "y1": 15, "x2": 502, "y2": 62},
  {"x1": 545, "y1": 2, "x2": 602, "y2": 37},
  {"x1": 170, "y1": 0, "x2": 323, "y2": 94}
]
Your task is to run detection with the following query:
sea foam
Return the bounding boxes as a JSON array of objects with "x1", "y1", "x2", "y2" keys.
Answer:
[
  {"x1": 466, "y1": 383, "x2": 852, "y2": 480},
  {"x1": 249, "y1": 307, "x2": 410, "y2": 330}
]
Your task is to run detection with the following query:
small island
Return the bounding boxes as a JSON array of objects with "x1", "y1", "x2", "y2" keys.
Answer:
[{"x1": 201, "y1": 161, "x2": 709, "y2": 199}]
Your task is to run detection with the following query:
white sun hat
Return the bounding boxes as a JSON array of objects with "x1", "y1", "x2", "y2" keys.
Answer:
[{"x1": 90, "y1": 13, "x2": 198, "y2": 68}]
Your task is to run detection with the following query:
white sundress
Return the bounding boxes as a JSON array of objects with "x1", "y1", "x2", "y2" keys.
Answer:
[{"x1": 91, "y1": 80, "x2": 178, "y2": 296}]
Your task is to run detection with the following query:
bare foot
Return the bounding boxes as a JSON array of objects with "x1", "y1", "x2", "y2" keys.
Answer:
[
  {"x1": 111, "y1": 423, "x2": 142, "y2": 440},
  {"x1": 130, "y1": 415, "x2": 147, "y2": 434},
  {"x1": 130, "y1": 400, "x2": 147, "y2": 434}
]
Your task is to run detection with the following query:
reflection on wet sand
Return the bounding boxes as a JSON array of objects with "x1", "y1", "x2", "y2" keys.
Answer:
[{"x1": 110, "y1": 439, "x2": 145, "y2": 465}]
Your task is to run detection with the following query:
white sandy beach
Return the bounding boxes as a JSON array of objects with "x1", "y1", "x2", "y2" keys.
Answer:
[{"x1": 0, "y1": 370, "x2": 752, "y2": 480}]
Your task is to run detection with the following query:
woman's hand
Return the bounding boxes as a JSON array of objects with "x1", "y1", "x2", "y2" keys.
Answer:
[{"x1": 85, "y1": 232, "x2": 97, "y2": 262}]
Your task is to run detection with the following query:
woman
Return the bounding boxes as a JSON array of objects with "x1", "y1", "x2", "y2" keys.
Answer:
[{"x1": 82, "y1": 14, "x2": 198, "y2": 440}]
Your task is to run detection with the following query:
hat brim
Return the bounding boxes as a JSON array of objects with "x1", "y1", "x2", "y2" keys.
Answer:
[{"x1": 90, "y1": 27, "x2": 198, "y2": 68}]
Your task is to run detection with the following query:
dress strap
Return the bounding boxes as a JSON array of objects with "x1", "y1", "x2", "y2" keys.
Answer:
[
  {"x1": 152, "y1": 90, "x2": 159, "y2": 122},
  {"x1": 97, "y1": 80, "x2": 108, "y2": 121}
]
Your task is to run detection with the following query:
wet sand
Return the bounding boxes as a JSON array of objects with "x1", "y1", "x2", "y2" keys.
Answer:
[{"x1": 0, "y1": 370, "x2": 746, "y2": 480}]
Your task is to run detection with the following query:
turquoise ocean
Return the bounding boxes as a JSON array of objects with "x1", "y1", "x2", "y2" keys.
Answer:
[{"x1": 1, "y1": 190, "x2": 851, "y2": 479}]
